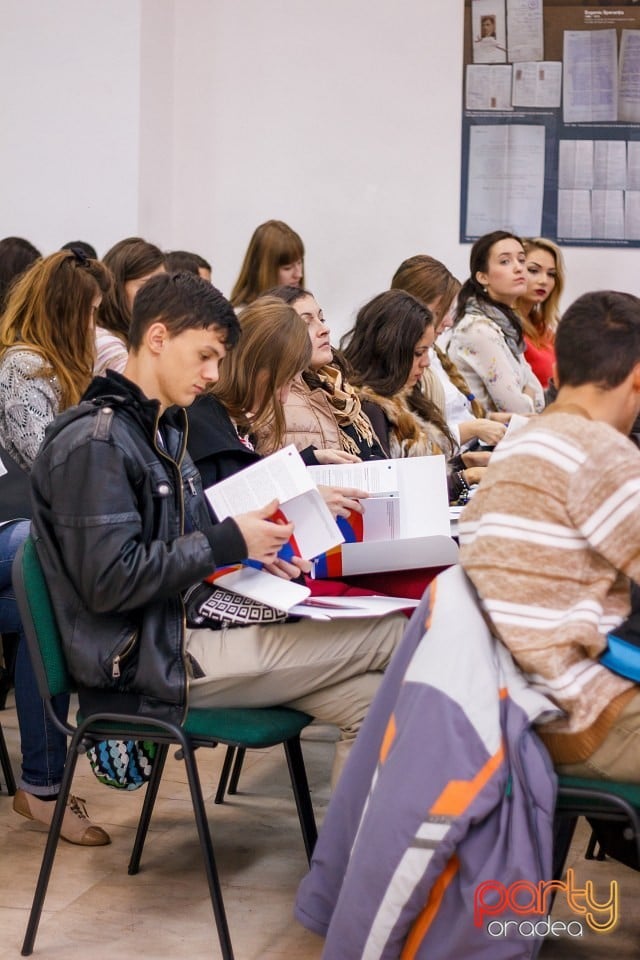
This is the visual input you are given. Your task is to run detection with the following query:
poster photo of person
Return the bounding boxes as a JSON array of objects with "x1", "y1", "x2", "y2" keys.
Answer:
[{"x1": 472, "y1": 0, "x2": 507, "y2": 63}]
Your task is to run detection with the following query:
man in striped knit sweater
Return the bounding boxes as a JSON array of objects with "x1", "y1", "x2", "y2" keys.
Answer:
[{"x1": 459, "y1": 290, "x2": 640, "y2": 780}]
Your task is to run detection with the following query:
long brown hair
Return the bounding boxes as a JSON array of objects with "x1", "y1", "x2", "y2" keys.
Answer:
[
  {"x1": 341, "y1": 290, "x2": 456, "y2": 454},
  {"x1": 98, "y1": 237, "x2": 165, "y2": 343},
  {"x1": 212, "y1": 295, "x2": 311, "y2": 448},
  {"x1": 518, "y1": 237, "x2": 565, "y2": 347},
  {"x1": 230, "y1": 221, "x2": 304, "y2": 307},
  {"x1": 0, "y1": 250, "x2": 112, "y2": 410},
  {"x1": 391, "y1": 255, "x2": 485, "y2": 418}
]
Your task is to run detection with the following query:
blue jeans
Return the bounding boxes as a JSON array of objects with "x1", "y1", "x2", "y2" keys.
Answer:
[{"x1": 0, "y1": 521, "x2": 68, "y2": 795}]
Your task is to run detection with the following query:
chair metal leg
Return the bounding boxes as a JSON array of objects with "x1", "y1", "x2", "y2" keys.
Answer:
[
  {"x1": 0, "y1": 721, "x2": 16, "y2": 795},
  {"x1": 128, "y1": 743, "x2": 169, "y2": 875},
  {"x1": 585, "y1": 828, "x2": 605, "y2": 861},
  {"x1": 214, "y1": 746, "x2": 237, "y2": 804},
  {"x1": 228, "y1": 748, "x2": 246, "y2": 795},
  {"x1": 21, "y1": 737, "x2": 82, "y2": 956},
  {"x1": 552, "y1": 815, "x2": 578, "y2": 883},
  {"x1": 284, "y1": 737, "x2": 317, "y2": 864},
  {"x1": 180, "y1": 737, "x2": 234, "y2": 960}
]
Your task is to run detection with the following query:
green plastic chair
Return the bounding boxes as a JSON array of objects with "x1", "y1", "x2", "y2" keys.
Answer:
[
  {"x1": 554, "y1": 775, "x2": 640, "y2": 878},
  {"x1": 13, "y1": 536, "x2": 317, "y2": 960}
]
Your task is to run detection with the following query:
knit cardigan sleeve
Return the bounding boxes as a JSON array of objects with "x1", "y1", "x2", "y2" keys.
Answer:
[{"x1": 0, "y1": 350, "x2": 61, "y2": 472}]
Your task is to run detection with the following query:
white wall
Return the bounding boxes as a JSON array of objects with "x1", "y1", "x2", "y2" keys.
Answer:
[
  {"x1": 1, "y1": 0, "x2": 639, "y2": 337},
  {"x1": 0, "y1": 1, "x2": 142, "y2": 258}
]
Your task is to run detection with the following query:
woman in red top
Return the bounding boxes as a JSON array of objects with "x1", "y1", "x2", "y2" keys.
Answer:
[{"x1": 518, "y1": 238, "x2": 565, "y2": 389}]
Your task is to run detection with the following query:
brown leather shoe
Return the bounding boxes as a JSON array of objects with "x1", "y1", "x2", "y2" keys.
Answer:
[{"x1": 13, "y1": 789, "x2": 111, "y2": 846}]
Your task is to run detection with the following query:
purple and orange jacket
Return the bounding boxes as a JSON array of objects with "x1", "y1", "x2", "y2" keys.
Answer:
[{"x1": 295, "y1": 565, "x2": 560, "y2": 959}]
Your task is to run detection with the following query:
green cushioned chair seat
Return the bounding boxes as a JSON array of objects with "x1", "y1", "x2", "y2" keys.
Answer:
[
  {"x1": 557, "y1": 775, "x2": 640, "y2": 811},
  {"x1": 77, "y1": 706, "x2": 313, "y2": 748}
]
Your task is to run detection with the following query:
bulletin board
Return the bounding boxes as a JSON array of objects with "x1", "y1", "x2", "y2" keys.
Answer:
[{"x1": 460, "y1": 0, "x2": 640, "y2": 246}]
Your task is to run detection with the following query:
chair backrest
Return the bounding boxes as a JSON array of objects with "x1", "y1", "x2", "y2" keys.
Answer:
[{"x1": 12, "y1": 536, "x2": 72, "y2": 700}]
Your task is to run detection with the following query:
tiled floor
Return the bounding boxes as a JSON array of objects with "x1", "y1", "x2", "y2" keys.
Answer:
[{"x1": 1, "y1": 693, "x2": 639, "y2": 959}]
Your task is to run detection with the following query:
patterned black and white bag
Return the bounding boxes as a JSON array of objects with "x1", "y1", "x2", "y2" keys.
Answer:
[{"x1": 184, "y1": 581, "x2": 288, "y2": 628}]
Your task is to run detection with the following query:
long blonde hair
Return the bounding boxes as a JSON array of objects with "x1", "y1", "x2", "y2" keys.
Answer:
[
  {"x1": 230, "y1": 221, "x2": 304, "y2": 307},
  {"x1": 212, "y1": 295, "x2": 311, "y2": 448},
  {"x1": 0, "y1": 250, "x2": 112, "y2": 410},
  {"x1": 518, "y1": 238, "x2": 565, "y2": 347}
]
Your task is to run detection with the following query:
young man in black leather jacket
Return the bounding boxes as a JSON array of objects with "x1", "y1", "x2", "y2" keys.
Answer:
[{"x1": 30, "y1": 273, "x2": 405, "y2": 788}]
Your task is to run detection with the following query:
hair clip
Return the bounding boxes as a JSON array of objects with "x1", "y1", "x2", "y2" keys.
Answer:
[{"x1": 67, "y1": 245, "x2": 90, "y2": 266}]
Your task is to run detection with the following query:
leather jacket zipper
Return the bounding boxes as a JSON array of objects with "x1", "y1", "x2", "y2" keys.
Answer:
[{"x1": 112, "y1": 631, "x2": 138, "y2": 679}]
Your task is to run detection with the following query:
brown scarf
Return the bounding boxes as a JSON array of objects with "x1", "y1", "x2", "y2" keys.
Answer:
[{"x1": 314, "y1": 365, "x2": 379, "y2": 456}]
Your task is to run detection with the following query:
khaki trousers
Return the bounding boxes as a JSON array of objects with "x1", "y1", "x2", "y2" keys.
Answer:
[
  {"x1": 556, "y1": 691, "x2": 640, "y2": 783},
  {"x1": 186, "y1": 613, "x2": 406, "y2": 786}
]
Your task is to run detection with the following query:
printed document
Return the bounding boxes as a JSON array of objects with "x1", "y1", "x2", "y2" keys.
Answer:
[
  {"x1": 619, "y1": 30, "x2": 640, "y2": 123},
  {"x1": 466, "y1": 124, "x2": 545, "y2": 237},
  {"x1": 466, "y1": 65, "x2": 513, "y2": 111},
  {"x1": 512, "y1": 62, "x2": 562, "y2": 108},
  {"x1": 563, "y1": 30, "x2": 618, "y2": 124},
  {"x1": 205, "y1": 444, "x2": 343, "y2": 559},
  {"x1": 506, "y1": 0, "x2": 543, "y2": 63}
]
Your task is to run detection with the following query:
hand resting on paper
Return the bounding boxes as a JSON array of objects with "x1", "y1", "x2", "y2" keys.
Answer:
[
  {"x1": 317, "y1": 485, "x2": 369, "y2": 519},
  {"x1": 312, "y1": 448, "x2": 362, "y2": 465},
  {"x1": 234, "y1": 499, "x2": 295, "y2": 564}
]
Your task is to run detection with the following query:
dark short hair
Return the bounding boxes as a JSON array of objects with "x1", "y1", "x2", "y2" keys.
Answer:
[
  {"x1": 165, "y1": 250, "x2": 211, "y2": 274},
  {"x1": 128, "y1": 272, "x2": 240, "y2": 351},
  {"x1": 556, "y1": 290, "x2": 640, "y2": 389},
  {"x1": 0, "y1": 236, "x2": 42, "y2": 311}
]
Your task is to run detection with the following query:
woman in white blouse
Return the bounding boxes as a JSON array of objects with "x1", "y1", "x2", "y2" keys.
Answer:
[{"x1": 447, "y1": 231, "x2": 545, "y2": 415}]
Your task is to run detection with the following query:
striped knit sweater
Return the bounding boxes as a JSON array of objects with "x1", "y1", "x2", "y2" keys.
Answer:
[{"x1": 459, "y1": 404, "x2": 639, "y2": 763}]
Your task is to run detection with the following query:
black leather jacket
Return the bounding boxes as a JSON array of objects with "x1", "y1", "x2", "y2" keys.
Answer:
[{"x1": 30, "y1": 371, "x2": 247, "y2": 723}]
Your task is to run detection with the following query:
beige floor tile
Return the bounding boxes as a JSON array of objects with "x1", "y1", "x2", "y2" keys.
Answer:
[{"x1": 3, "y1": 693, "x2": 640, "y2": 959}]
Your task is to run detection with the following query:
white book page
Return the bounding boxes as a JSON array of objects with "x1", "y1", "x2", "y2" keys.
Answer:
[
  {"x1": 466, "y1": 65, "x2": 513, "y2": 111},
  {"x1": 512, "y1": 62, "x2": 561, "y2": 108},
  {"x1": 558, "y1": 140, "x2": 593, "y2": 191},
  {"x1": 591, "y1": 189, "x2": 625, "y2": 240},
  {"x1": 307, "y1": 459, "x2": 398, "y2": 493},
  {"x1": 214, "y1": 566, "x2": 309, "y2": 610},
  {"x1": 593, "y1": 141, "x2": 627, "y2": 190},
  {"x1": 625, "y1": 191, "x2": 640, "y2": 240},
  {"x1": 628, "y1": 141, "x2": 640, "y2": 190},
  {"x1": 206, "y1": 445, "x2": 313, "y2": 519},
  {"x1": 557, "y1": 190, "x2": 592, "y2": 239},
  {"x1": 288, "y1": 595, "x2": 419, "y2": 621}
]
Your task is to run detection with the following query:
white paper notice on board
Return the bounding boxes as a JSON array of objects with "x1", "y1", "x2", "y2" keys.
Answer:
[
  {"x1": 619, "y1": 30, "x2": 640, "y2": 123},
  {"x1": 512, "y1": 62, "x2": 562, "y2": 108},
  {"x1": 465, "y1": 125, "x2": 544, "y2": 237},
  {"x1": 466, "y1": 65, "x2": 513, "y2": 111},
  {"x1": 506, "y1": 0, "x2": 543, "y2": 63},
  {"x1": 563, "y1": 30, "x2": 618, "y2": 124},
  {"x1": 557, "y1": 190, "x2": 592, "y2": 240}
]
